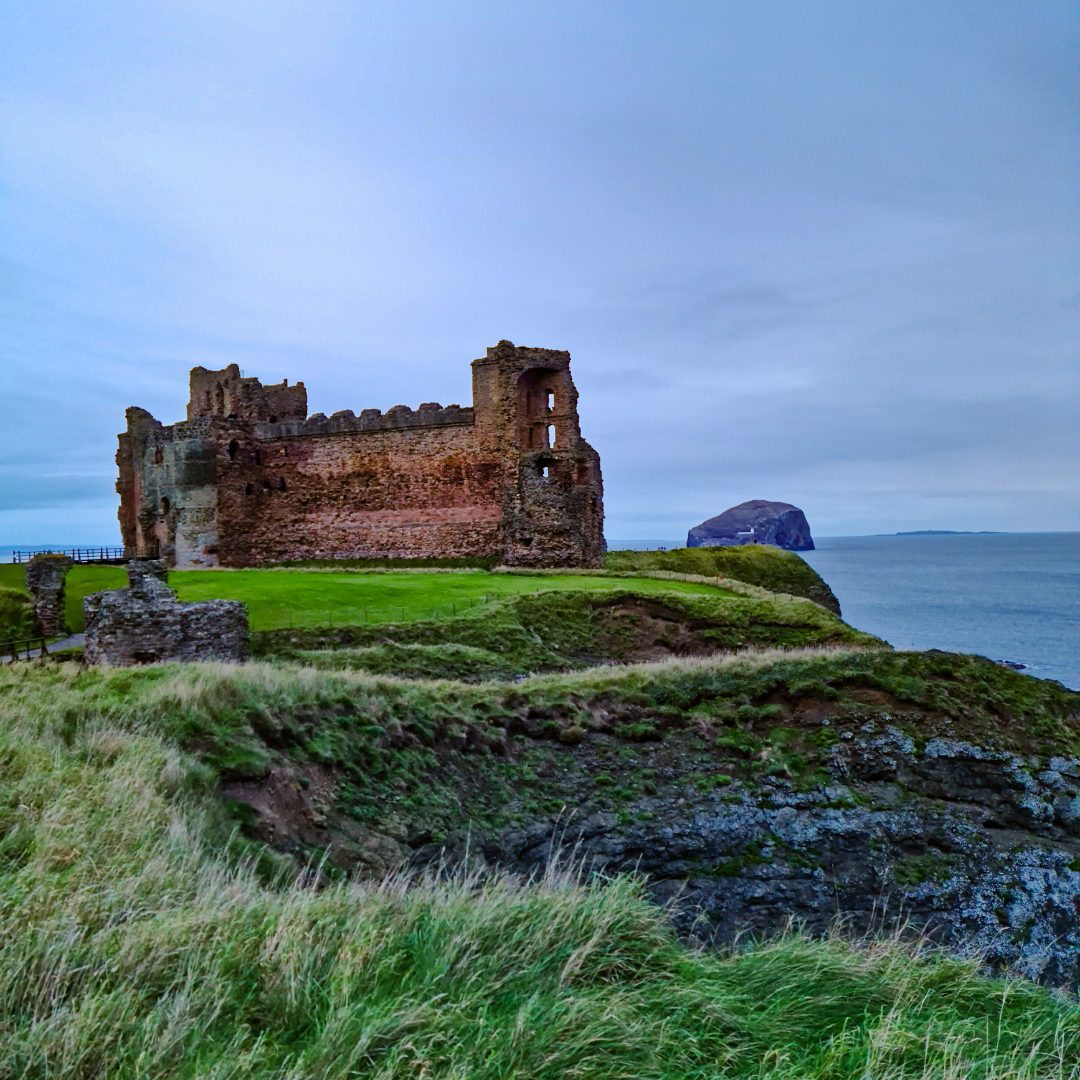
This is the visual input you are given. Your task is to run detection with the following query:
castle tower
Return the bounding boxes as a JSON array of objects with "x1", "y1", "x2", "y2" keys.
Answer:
[{"x1": 472, "y1": 341, "x2": 604, "y2": 566}]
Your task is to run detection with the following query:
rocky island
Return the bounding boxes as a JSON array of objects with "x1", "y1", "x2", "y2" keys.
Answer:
[{"x1": 687, "y1": 499, "x2": 816, "y2": 551}]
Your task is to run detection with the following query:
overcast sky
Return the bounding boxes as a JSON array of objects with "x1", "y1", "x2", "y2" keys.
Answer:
[{"x1": 2, "y1": 1, "x2": 1077, "y2": 545}]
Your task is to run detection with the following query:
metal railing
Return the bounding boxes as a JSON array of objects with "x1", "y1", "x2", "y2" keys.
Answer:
[
  {"x1": 0, "y1": 636, "x2": 50, "y2": 662},
  {"x1": 10, "y1": 547, "x2": 126, "y2": 564}
]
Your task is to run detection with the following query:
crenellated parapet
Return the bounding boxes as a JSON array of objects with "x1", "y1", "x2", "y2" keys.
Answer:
[{"x1": 291, "y1": 403, "x2": 474, "y2": 437}]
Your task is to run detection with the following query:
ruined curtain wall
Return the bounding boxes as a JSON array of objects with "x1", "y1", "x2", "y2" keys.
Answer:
[{"x1": 214, "y1": 423, "x2": 506, "y2": 565}]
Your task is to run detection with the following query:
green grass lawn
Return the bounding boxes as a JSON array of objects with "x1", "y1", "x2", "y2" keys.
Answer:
[
  {"x1": 170, "y1": 570, "x2": 735, "y2": 630},
  {"x1": 0, "y1": 564, "x2": 735, "y2": 633}
]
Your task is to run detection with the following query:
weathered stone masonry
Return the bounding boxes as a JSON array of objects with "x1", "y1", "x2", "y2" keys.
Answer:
[
  {"x1": 116, "y1": 341, "x2": 605, "y2": 568},
  {"x1": 25, "y1": 554, "x2": 73, "y2": 636},
  {"x1": 84, "y1": 561, "x2": 249, "y2": 665}
]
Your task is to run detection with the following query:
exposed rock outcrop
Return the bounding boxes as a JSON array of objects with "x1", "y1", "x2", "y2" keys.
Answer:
[
  {"x1": 84, "y1": 560, "x2": 249, "y2": 665},
  {"x1": 688, "y1": 500, "x2": 815, "y2": 551},
  {"x1": 217, "y1": 651, "x2": 1080, "y2": 988},
  {"x1": 473, "y1": 732, "x2": 1080, "y2": 987}
]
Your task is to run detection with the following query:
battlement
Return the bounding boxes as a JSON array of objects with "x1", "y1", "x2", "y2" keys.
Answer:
[
  {"x1": 293, "y1": 403, "x2": 475, "y2": 437},
  {"x1": 117, "y1": 341, "x2": 604, "y2": 569},
  {"x1": 474, "y1": 340, "x2": 571, "y2": 368}
]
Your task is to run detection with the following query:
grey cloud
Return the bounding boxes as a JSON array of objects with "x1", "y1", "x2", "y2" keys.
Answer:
[{"x1": 1, "y1": 1, "x2": 1077, "y2": 542}]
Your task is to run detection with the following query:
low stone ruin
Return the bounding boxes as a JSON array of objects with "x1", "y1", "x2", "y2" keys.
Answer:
[
  {"x1": 84, "y1": 560, "x2": 249, "y2": 665},
  {"x1": 25, "y1": 554, "x2": 73, "y2": 636}
]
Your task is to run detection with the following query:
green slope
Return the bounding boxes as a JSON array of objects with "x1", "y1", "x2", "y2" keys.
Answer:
[
  {"x1": 1, "y1": 656, "x2": 1078, "y2": 1078},
  {"x1": 606, "y1": 545, "x2": 842, "y2": 612}
]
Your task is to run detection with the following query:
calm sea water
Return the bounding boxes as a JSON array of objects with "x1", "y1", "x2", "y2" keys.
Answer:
[{"x1": 801, "y1": 533, "x2": 1080, "y2": 690}]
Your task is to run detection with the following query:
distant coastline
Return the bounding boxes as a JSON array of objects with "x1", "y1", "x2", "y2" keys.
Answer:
[{"x1": 891, "y1": 530, "x2": 1003, "y2": 536}]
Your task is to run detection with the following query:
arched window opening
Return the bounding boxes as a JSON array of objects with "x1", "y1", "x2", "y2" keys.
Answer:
[
  {"x1": 159, "y1": 496, "x2": 170, "y2": 516},
  {"x1": 227, "y1": 440, "x2": 239, "y2": 461},
  {"x1": 153, "y1": 447, "x2": 164, "y2": 465},
  {"x1": 214, "y1": 384, "x2": 225, "y2": 412},
  {"x1": 545, "y1": 389, "x2": 554, "y2": 412},
  {"x1": 541, "y1": 465, "x2": 551, "y2": 480},
  {"x1": 244, "y1": 483, "x2": 254, "y2": 496},
  {"x1": 254, "y1": 448, "x2": 262, "y2": 465},
  {"x1": 278, "y1": 477, "x2": 287, "y2": 492},
  {"x1": 261, "y1": 480, "x2": 272, "y2": 493},
  {"x1": 546, "y1": 424, "x2": 556, "y2": 449}
]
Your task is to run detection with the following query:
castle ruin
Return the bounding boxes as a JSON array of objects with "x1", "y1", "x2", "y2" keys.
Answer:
[
  {"x1": 116, "y1": 341, "x2": 604, "y2": 568},
  {"x1": 84, "y1": 561, "x2": 249, "y2": 665}
]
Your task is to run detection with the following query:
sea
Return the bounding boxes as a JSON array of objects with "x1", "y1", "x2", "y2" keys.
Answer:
[
  {"x1": 4, "y1": 534, "x2": 1078, "y2": 689},
  {"x1": 614, "y1": 532, "x2": 1080, "y2": 690},
  {"x1": 799, "y1": 533, "x2": 1080, "y2": 690}
]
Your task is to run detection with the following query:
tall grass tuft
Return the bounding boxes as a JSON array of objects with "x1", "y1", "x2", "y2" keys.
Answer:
[
  {"x1": 0, "y1": 661, "x2": 1078, "y2": 1076},
  {"x1": 0, "y1": 586, "x2": 34, "y2": 642}
]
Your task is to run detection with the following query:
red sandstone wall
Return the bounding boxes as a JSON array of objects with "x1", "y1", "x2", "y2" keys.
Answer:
[{"x1": 214, "y1": 424, "x2": 506, "y2": 564}]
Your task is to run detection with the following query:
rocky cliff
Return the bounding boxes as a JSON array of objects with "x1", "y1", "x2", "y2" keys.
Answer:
[
  {"x1": 688, "y1": 500, "x2": 815, "y2": 551},
  {"x1": 214, "y1": 649, "x2": 1080, "y2": 988}
]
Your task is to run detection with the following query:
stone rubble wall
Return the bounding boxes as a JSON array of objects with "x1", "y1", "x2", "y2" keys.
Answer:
[
  {"x1": 25, "y1": 554, "x2": 73, "y2": 636},
  {"x1": 84, "y1": 561, "x2": 249, "y2": 666}
]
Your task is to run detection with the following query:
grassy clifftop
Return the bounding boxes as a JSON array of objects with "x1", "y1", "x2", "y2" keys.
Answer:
[
  {"x1": 4, "y1": 559, "x2": 1080, "y2": 1075},
  {"x1": 606, "y1": 545, "x2": 842, "y2": 613},
  {"x1": 256, "y1": 584, "x2": 877, "y2": 679},
  {"x1": 2, "y1": 656, "x2": 1079, "y2": 1078}
]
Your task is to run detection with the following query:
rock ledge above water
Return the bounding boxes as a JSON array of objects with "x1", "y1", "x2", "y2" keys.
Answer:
[{"x1": 688, "y1": 499, "x2": 815, "y2": 551}]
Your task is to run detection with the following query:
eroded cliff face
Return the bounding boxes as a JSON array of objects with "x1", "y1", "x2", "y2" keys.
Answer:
[
  {"x1": 215, "y1": 651, "x2": 1080, "y2": 988},
  {"x1": 471, "y1": 731, "x2": 1080, "y2": 988}
]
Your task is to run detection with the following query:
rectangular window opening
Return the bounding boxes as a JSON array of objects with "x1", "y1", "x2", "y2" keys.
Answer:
[{"x1": 546, "y1": 424, "x2": 556, "y2": 448}]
